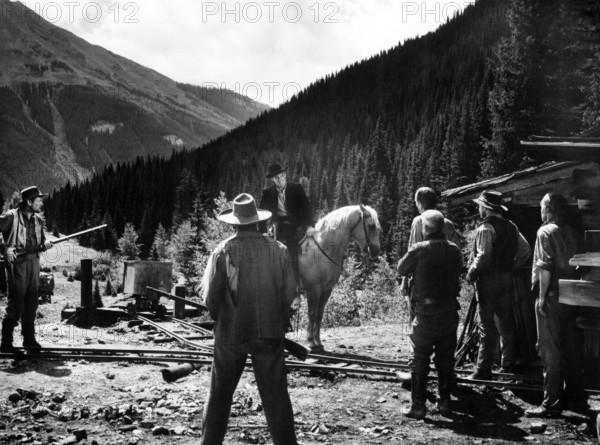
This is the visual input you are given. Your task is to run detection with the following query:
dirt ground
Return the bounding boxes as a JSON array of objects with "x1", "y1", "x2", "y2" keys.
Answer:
[{"x1": 0, "y1": 255, "x2": 599, "y2": 445}]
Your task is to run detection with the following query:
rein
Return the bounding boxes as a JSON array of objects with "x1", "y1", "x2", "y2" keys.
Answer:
[{"x1": 307, "y1": 206, "x2": 372, "y2": 269}]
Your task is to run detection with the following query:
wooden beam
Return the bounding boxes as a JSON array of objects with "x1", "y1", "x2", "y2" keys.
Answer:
[{"x1": 559, "y1": 280, "x2": 600, "y2": 307}]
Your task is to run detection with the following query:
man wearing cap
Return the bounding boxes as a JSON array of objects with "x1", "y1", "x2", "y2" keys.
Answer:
[
  {"x1": 466, "y1": 190, "x2": 531, "y2": 379},
  {"x1": 201, "y1": 193, "x2": 299, "y2": 445},
  {"x1": 397, "y1": 210, "x2": 463, "y2": 419},
  {"x1": 0, "y1": 186, "x2": 53, "y2": 353},
  {"x1": 259, "y1": 163, "x2": 315, "y2": 278}
]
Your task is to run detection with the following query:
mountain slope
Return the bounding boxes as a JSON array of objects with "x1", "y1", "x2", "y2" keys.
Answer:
[
  {"x1": 46, "y1": 0, "x2": 600, "y2": 258},
  {"x1": 0, "y1": 0, "x2": 269, "y2": 194}
]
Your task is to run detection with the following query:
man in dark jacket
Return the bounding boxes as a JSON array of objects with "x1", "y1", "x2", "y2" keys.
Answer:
[
  {"x1": 201, "y1": 193, "x2": 298, "y2": 445},
  {"x1": 466, "y1": 190, "x2": 531, "y2": 379},
  {"x1": 259, "y1": 163, "x2": 314, "y2": 278},
  {"x1": 0, "y1": 186, "x2": 53, "y2": 353},
  {"x1": 397, "y1": 210, "x2": 463, "y2": 419}
]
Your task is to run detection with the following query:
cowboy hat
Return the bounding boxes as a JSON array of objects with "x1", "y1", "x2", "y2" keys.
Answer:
[
  {"x1": 217, "y1": 193, "x2": 271, "y2": 226},
  {"x1": 473, "y1": 190, "x2": 508, "y2": 212},
  {"x1": 20, "y1": 186, "x2": 48, "y2": 202},
  {"x1": 265, "y1": 163, "x2": 288, "y2": 179}
]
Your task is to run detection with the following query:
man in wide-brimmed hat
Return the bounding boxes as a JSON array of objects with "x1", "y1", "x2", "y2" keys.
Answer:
[
  {"x1": 0, "y1": 186, "x2": 53, "y2": 353},
  {"x1": 259, "y1": 163, "x2": 314, "y2": 279},
  {"x1": 201, "y1": 193, "x2": 299, "y2": 445},
  {"x1": 465, "y1": 190, "x2": 531, "y2": 380}
]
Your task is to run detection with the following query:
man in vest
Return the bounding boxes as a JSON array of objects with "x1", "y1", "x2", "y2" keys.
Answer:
[
  {"x1": 259, "y1": 163, "x2": 315, "y2": 280},
  {"x1": 0, "y1": 186, "x2": 53, "y2": 353},
  {"x1": 397, "y1": 210, "x2": 463, "y2": 419},
  {"x1": 466, "y1": 190, "x2": 531, "y2": 379},
  {"x1": 201, "y1": 193, "x2": 298, "y2": 445}
]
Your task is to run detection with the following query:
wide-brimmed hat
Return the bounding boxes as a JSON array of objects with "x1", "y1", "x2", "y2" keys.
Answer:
[
  {"x1": 20, "y1": 186, "x2": 48, "y2": 203},
  {"x1": 473, "y1": 190, "x2": 507, "y2": 212},
  {"x1": 217, "y1": 193, "x2": 271, "y2": 226},
  {"x1": 265, "y1": 163, "x2": 288, "y2": 179}
]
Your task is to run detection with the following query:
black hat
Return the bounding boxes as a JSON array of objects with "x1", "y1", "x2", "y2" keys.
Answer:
[
  {"x1": 20, "y1": 186, "x2": 48, "y2": 203},
  {"x1": 265, "y1": 163, "x2": 287, "y2": 179},
  {"x1": 217, "y1": 193, "x2": 271, "y2": 226},
  {"x1": 473, "y1": 190, "x2": 507, "y2": 212}
]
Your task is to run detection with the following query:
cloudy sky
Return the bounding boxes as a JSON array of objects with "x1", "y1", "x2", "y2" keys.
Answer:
[{"x1": 18, "y1": 0, "x2": 475, "y2": 106}]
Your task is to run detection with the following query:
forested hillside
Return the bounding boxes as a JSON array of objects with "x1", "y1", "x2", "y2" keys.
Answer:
[{"x1": 44, "y1": 0, "x2": 600, "y2": 260}]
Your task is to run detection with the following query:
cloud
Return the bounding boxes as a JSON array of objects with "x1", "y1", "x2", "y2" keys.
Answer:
[{"x1": 17, "y1": 0, "x2": 474, "y2": 106}]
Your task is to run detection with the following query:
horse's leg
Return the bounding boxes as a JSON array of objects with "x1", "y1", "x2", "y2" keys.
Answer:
[
  {"x1": 305, "y1": 286, "x2": 321, "y2": 352},
  {"x1": 314, "y1": 289, "x2": 333, "y2": 352}
]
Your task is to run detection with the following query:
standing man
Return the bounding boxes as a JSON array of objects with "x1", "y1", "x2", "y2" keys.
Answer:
[
  {"x1": 397, "y1": 210, "x2": 463, "y2": 419},
  {"x1": 466, "y1": 190, "x2": 531, "y2": 379},
  {"x1": 201, "y1": 193, "x2": 299, "y2": 445},
  {"x1": 0, "y1": 186, "x2": 52, "y2": 353},
  {"x1": 259, "y1": 163, "x2": 315, "y2": 279},
  {"x1": 526, "y1": 193, "x2": 585, "y2": 417}
]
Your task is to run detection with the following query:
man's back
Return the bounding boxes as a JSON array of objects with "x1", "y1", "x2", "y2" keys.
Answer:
[{"x1": 203, "y1": 230, "x2": 297, "y2": 344}]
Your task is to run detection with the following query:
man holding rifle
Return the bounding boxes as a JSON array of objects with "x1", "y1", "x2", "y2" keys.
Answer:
[{"x1": 0, "y1": 186, "x2": 53, "y2": 353}]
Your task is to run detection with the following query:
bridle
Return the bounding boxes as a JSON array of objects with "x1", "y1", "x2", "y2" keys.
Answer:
[
  {"x1": 349, "y1": 205, "x2": 372, "y2": 257},
  {"x1": 307, "y1": 205, "x2": 373, "y2": 270}
]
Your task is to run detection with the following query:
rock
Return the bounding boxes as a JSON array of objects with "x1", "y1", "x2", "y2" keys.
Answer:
[
  {"x1": 140, "y1": 420, "x2": 155, "y2": 429},
  {"x1": 105, "y1": 373, "x2": 115, "y2": 380},
  {"x1": 8, "y1": 392, "x2": 23, "y2": 403},
  {"x1": 377, "y1": 397, "x2": 386, "y2": 403},
  {"x1": 119, "y1": 425, "x2": 137, "y2": 433},
  {"x1": 52, "y1": 394, "x2": 67, "y2": 403},
  {"x1": 530, "y1": 422, "x2": 547, "y2": 434},
  {"x1": 123, "y1": 415, "x2": 133, "y2": 425},
  {"x1": 31, "y1": 407, "x2": 49, "y2": 419},
  {"x1": 59, "y1": 436, "x2": 77, "y2": 445},
  {"x1": 57, "y1": 408, "x2": 72, "y2": 422},
  {"x1": 152, "y1": 426, "x2": 170, "y2": 436},
  {"x1": 172, "y1": 426, "x2": 186, "y2": 435},
  {"x1": 79, "y1": 406, "x2": 90, "y2": 419},
  {"x1": 72, "y1": 429, "x2": 87, "y2": 441},
  {"x1": 17, "y1": 389, "x2": 40, "y2": 400}
]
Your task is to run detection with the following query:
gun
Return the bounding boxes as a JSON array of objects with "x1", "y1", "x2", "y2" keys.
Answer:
[{"x1": 14, "y1": 224, "x2": 107, "y2": 261}]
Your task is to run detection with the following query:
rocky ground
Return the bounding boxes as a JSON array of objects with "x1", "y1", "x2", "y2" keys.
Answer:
[{"x1": 0, "y1": 257, "x2": 599, "y2": 444}]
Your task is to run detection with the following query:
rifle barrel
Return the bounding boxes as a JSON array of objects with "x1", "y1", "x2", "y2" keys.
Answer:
[
  {"x1": 147, "y1": 286, "x2": 208, "y2": 311},
  {"x1": 52, "y1": 224, "x2": 107, "y2": 244}
]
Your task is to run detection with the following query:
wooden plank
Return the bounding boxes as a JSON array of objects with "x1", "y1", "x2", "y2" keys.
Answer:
[
  {"x1": 558, "y1": 280, "x2": 600, "y2": 307},
  {"x1": 569, "y1": 253, "x2": 600, "y2": 267}
]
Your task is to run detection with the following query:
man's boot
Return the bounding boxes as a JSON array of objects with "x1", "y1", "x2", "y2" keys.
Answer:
[
  {"x1": 0, "y1": 322, "x2": 17, "y2": 354},
  {"x1": 437, "y1": 374, "x2": 453, "y2": 416},
  {"x1": 405, "y1": 373, "x2": 427, "y2": 420},
  {"x1": 22, "y1": 323, "x2": 41, "y2": 352}
]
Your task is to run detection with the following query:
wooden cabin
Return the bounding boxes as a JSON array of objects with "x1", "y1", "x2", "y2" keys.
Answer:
[{"x1": 442, "y1": 129, "x2": 600, "y2": 384}]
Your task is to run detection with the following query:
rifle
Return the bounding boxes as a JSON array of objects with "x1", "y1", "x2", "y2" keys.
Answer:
[{"x1": 13, "y1": 224, "x2": 107, "y2": 261}]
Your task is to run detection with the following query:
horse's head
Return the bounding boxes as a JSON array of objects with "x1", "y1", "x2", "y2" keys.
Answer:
[{"x1": 350, "y1": 204, "x2": 381, "y2": 258}]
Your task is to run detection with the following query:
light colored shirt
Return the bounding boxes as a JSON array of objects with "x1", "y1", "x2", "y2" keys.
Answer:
[
  {"x1": 408, "y1": 215, "x2": 461, "y2": 248},
  {"x1": 277, "y1": 185, "x2": 288, "y2": 217}
]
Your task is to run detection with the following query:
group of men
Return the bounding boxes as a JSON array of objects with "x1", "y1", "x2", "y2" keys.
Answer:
[
  {"x1": 396, "y1": 187, "x2": 587, "y2": 420},
  {"x1": 0, "y1": 171, "x2": 589, "y2": 445}
]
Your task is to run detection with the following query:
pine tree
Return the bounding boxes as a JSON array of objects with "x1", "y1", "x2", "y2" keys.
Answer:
[
  {"x1": 104, "y1": 278, "x2": 114, "y2": 296},
  {"x1": 150, "y1": 223, "x2": 170, "y2": 260},
  {"x1": 117, "y1": 223, "x2": 141, "y2": 260},
  {"x1": 93, "y1": 280, "x2": 103, "y2": 308}
]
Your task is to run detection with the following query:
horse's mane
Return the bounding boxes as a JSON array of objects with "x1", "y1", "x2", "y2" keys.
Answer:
[{"x1": 315, "y1": 205, "x2": 381, "y2": 236}]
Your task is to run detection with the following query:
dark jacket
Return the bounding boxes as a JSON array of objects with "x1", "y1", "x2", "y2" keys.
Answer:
[
  {"x1": 202, "y1": 231, "x2": 297, "y2": 344},
  {"x1": 258, "y1": 182, "x2": 314, "y2": 234},
  {"x1": 397, "y1": 238, "x2": 463, "y2": 316}
]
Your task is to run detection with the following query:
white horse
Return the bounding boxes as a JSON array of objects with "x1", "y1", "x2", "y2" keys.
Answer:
[{"x1": 298, "y1": 204, "x2": 381, "y2": 352}]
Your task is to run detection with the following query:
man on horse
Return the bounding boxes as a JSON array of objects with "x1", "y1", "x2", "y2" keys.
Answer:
[{"x1": 259, "y1": 163, "x2": 315, "y2": 279}]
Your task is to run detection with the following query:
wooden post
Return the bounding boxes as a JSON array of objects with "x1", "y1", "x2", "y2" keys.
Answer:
[
  {"x1": 174, "y1": 285, "x2": 186, "y2": 319},
  {"x1": 80, "y1": 259, "x2": 93, "y2": 307}
]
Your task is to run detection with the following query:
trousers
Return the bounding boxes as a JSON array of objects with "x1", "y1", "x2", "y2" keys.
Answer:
[
  {"x1": 410, "y1": 310, "x2": 458, "y2": 376},
  {"x1": 535, "y1": 296, "x2": 584, "y2": 409},
  {"x1": 475, "y1": 271, "x2": 515, "y2": 370},
  {"x1": 201, "y1": 338, "x2": 298, "y2": 445},
  {"x1": 2, "y1": 258, "x2": 39, "y2": 339}
]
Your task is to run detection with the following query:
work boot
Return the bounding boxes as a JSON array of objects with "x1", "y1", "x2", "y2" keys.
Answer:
[
  {"x1": 22, "y1": 323, "x2": 42, "y2": 352},
  {"x1": 437, "y1": 374, "x2": 453, "y2": 416},
  {"x1": 466, "y1": 368, "x2": 492, "y2": 381},
  {"x1": 0, "y1": 323, "x2": 18, "y2": 354},
  {"x1": 405, "y1": 373, "x2": 427, "y2": 420}
]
